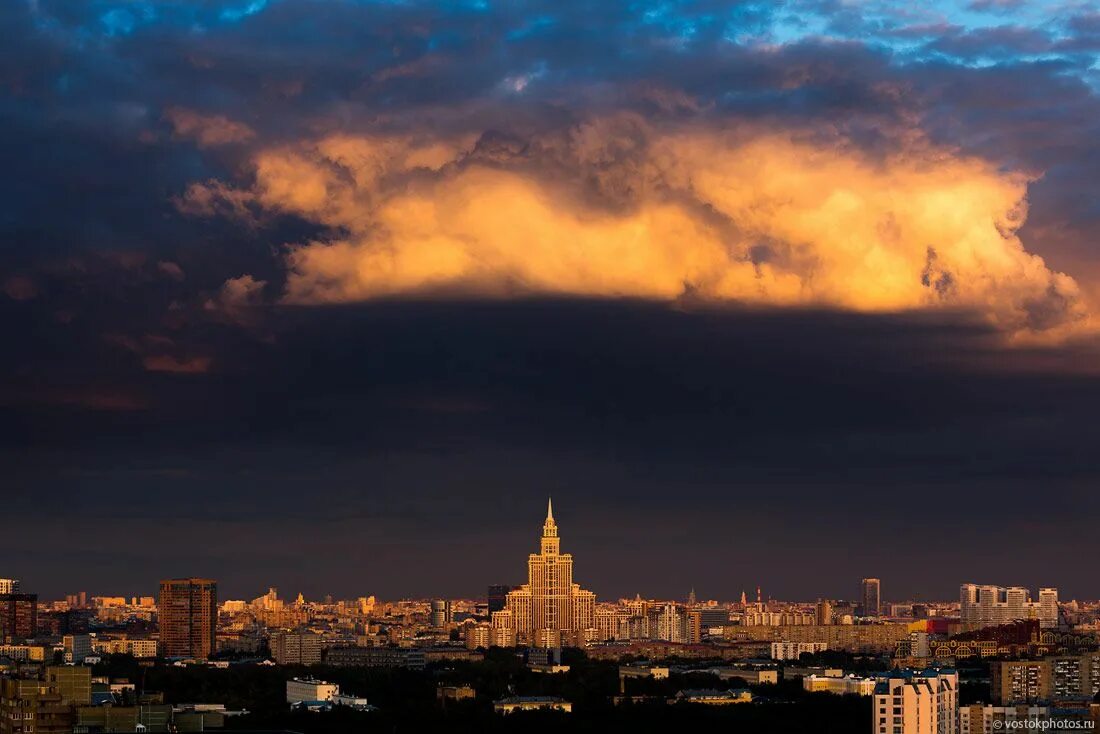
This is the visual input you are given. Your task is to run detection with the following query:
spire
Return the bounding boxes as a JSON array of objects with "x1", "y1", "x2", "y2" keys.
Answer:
[{"x1": 546, "y1": 497, "x2": 554, "y2": 523}]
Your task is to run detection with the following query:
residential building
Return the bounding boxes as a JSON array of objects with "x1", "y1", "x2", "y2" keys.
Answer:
[
  {"x1": 771, "y1": 641, "x2": 828, "y2": 660},
  {"x1": 91, "y1": 638, "x2": 158, "y2": 658},
  {"x1": 960, "y1": 584, "x2": 1059, "y2": 629},
  {"x1": 960, "y1": 704, "x2": 1051, "y2": 734},
  {"x1": 873, "y1": 668, "x2": 959, "y2": 734},
  {"x1": 271, "y1": 630, "x2": 323, "y2": 665},
  {"x1": 862, "y1": 579, "x2": 882, "y2": 617},
  {"x1": 0, "y1": 594, "x2": 37, "y2": 643},
  {"x1": 158, "y1": 578, "x2": 217, "y2": 660}
]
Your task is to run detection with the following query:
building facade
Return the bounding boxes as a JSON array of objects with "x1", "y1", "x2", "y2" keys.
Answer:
[
  {"x1": 862, "y1": 579, "x2": 882, "y2": 617},
  {"x1": 0, "y1": 594, "x2": 37, "y2": 644},
  {"x1": 158, "y1": 577, "x2": 217, "y2": 659},
  {"x1": 873, "y1": 668, "x2": 959, "y2": 734},
  {"x1": 960, "y1": 584, "x2": 1059, "y2": 629}
]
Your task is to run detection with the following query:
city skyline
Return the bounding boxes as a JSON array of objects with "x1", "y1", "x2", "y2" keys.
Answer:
[
  {"x1": 3, "y1": 500, "x2": 1088, "y2": 605},
  {"x1": 4, "y1": 0, "x2": 1100, "y2": 611}
]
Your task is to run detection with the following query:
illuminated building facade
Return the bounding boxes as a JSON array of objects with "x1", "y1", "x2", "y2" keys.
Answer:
[{"x1": 504, "y1": 500, "x2": 596, "y2": 645}]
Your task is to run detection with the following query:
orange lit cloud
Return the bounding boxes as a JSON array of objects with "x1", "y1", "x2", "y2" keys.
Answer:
[
  {"x1": 165, "y1": 106, "x2": 255, "y2": 148},
  {"x1": 193, "y1": 120, "x2": 1090, "y2": 339}
]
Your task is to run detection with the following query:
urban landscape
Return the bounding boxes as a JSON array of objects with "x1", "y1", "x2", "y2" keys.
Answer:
[
  {"x1": 2, "y1": 501, "x2": 1098, "y2": 732},
  {"x1": 6, "y1": 0, "x2": 1100, "y2": 732}
]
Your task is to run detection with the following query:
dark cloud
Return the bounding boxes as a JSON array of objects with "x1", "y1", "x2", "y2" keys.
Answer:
[{"x1": 4, "y1": 298, "x2": 1100, "y2": 599}]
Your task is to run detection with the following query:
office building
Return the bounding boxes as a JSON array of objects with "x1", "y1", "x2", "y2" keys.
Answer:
[
  {"x1": 503, "y1": 499, "x2": 596, "y2": 645},
  {"x1": 873, "y1": 668, "x2": 958, "y2": 734},
  {"x1": 158, "y1": 577, "x2": 217, "y2": 659}
]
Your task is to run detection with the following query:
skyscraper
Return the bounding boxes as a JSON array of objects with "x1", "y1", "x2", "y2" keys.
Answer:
[
  {"x1": 959, "y1": 583, "x2": 1059, "y2": 628},
  {"x1": 504, "y1": 499, "x2": 596, "y2": 646},
  {"x1": 0, "y1": 591, "x2": 37, "y2": 643},
  {"x1": 158, "y1": 578, "x2": 217, "y2": 659},
  {"x1": 861, "y1": 578, "x2": 881, "y2": 617}
]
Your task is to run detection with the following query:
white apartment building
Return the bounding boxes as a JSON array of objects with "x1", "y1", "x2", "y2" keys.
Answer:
[
  {"x1": 287, "y1": 678, "x2": 340, "y2": 704},
  {"x1": 873, "y1": 669, "x2": 959, "y2": 734},
  {"x1": 959, "y1": 584, "x2": 1058, "y2": 628}
]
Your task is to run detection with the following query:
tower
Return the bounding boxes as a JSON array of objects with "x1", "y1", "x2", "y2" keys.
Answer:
[
  {"x1": 158, "y1": 578, "x2": 217, "y2": 659},
  {"x1": 503, "y1": 499, "x2": 596, "y2": 646}
]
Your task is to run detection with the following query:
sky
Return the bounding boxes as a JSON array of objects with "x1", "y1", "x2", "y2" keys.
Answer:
[{"x1": 3, "y1": 0, "x2": 1100, "y2": 603}]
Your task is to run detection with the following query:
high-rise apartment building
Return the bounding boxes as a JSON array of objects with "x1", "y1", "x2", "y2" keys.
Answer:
[
  {"x1": 271, "y1": 630, "x2": 323, "y2": 665},
  {"x1": 503, "y1": 500, "x2": 596, "y2": 646},
  {"x1": 0, "y1": 592, "x2": 37, "y2": 643},
  {"x1": 862, "y1": 578, "x2": 881, "y2": 617},
  {"x1": 959, "y1": 584, "x2": 1058, "y2": 628},
  {"x1": 990, "y1": 652, "x2": 1100, "y2": 704},
  {"x1": 0, "y1": 580, "x2": 19, "y2": 595},
  {"x1": 873, "y1": 668, "x2": 958, "y2": 734},
  {"x1": 158, "y1": 578, "x2": 217, "y2": 660}
]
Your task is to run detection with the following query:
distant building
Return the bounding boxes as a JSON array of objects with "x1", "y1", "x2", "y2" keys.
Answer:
[
  {"x1": 465, "y1": 624, "x2": 491, "y2": 650},
  {"x1": 493, "y1": 696, "x2": 572, "y2": 714},
  {"x1": 672, "y1": 689, "x2": 753, "y2": 705},
  {"x1": 990, "y1": 652, "x2": 1100, "y2": 704},
  {"x1": 92, "y1": 637, "x2": 158, "y2": 658},
  {"x1": 487, "y1": 585, "x2": 514, "y2": 614},
  {"x1": 324, "y1": 646, "x2": 427, "y2": 669},
  {"x1": 960, "y1": 584, "x2": 1059, "y2": 629},
  {"x1": 873, "y1": 668, "x2": 958, "y2": 734},
  {"x1": 0, "y1": 580, "x2": 19, "y2": 595},
  {"x1": 804, "y1": 674, "x2": 877, "y2": 696},
  {"x1": 287, "y1": 678, "x2": 339, "y2": 704},
  {"x1": 437, "y1": 684, "x2": 476, "y2": 703},
  {"x1": 771, "y1": 641, "x2": 828, "y2": 660},
  {"x1": 960, "y1": 704, "x2": 1051, "y2": 734},
  {"x1": 271, "y1": 630, "x2": 323, "y2": 665},
  {"x1": 861, "y1": 579, "x2": 881, "y2": 617},
  {"x1": 429, "y1": 600, "x2": 453, "y2": 628},
  {"x1": 0, "y1": 592, "x2": 37, "y2": 643},
  {"x1": 62, "y1": 634, "x2": 92, "y2": 663},
  {"x1": 158, "y1": 578, "x2": 217, "y2": 659}
]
